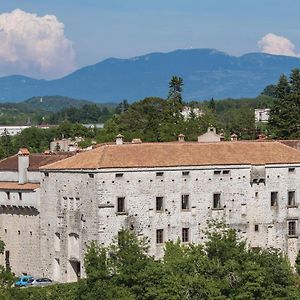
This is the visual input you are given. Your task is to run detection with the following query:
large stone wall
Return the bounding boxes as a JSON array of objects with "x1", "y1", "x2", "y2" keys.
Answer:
[
  {"x1": 0, "y1": 189, "x2": 41, "y2": 277},
  {"x1": 40, "y1": 164, "x2": 300, "y2": 282}
]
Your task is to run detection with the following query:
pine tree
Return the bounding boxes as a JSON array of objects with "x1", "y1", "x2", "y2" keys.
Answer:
[
  {"x1": 168, "y1": 76, "x2": 184, "y2": 107},
  {"x1": 269, "y1": 72, "x2": 300, "y2": 138},
  {"x1": 290, "y1": 68, "x2": 300, "y2": 94}
]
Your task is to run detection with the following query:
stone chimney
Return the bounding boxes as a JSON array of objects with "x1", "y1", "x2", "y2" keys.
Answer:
[
  {"x1": 231, "y1": 133, "x2": 238, "y2": 141},
  {"x1": 18, "y1": 148, "x2": 30, "y2": 184},
  {"x1": 116, "y1": 134, "x2": 124, "y2": 145},
  {"x1": 178, "y1": 133, "x2": 185, "y2": 142}
]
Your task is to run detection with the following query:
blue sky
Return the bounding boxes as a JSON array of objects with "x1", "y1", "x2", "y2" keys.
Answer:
[{"x1": 0, "y1": 1, "x2": 299, "y2": 78}]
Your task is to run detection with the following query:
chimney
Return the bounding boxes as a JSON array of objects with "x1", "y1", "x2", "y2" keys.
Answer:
[
  {"x1": 231, "y1": 133, "x2": 238, "y2": 141},
  {"x1": 116, "y1": 134, "x2": 124, "y2": 145},
  {"x1": 207, "y1": 126, "x2": 216, "y2": 134},
  {"x1": 18, "y1": 148, "x2": 30, "y2": 184},
  {"x1": 178, "y1": 133, "x2": 185, "y2": 142},
  {"x1": 132, "y1": 138, "x2": 142, "y2": 144}
]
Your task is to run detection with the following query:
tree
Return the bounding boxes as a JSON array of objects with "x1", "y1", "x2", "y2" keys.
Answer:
[
  {"x1": 208, "y1": 97, "x2": 216, "y2": 113},
  {"x1": 168, "y1": 76, "x2": 184, "y2": 106},
  {"x1": 268, "y1": 71, "x2": 300, "y2": 138},
  {"x1": 261, "y1": 84, "x2": 277, "y2": 97},
  {"x1": 290, "y1": 68, "x2": 300, "y2": 94}
]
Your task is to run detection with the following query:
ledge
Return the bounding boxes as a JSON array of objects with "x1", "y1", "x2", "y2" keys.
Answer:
[
  {"x1": 287, "y1": 235, "x2": 299, "y2": 239},
  {"x1": 115, "y1": 212, "x2": 128, "y2": 216},
  {"x1": 287, "y1": 205, "x2": 299, "y2": 209},
  {"x1": 98, "y1": 204, "x2": 114, "y2": 208},
  {"x1": 211, "y1": 208, "x2": 224, "y2": 211}
]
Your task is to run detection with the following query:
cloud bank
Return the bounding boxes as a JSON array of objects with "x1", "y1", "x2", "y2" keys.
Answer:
[
  {"x1": 258, "y1": 33, "x2": 300, "y2": 57},
  {"x1": 0, "y1": 9, "x2": 75, "y2": 79}
]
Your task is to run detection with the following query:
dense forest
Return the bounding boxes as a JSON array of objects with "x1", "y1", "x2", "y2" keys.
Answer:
[{"x1": 2, "y1": 222, "x2": 300, "y2": 299}]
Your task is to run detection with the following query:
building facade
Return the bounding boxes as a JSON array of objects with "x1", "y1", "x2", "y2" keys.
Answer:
[
  {"x1": 38, "y1": 140, "x2": 300, "y2": 282},
  {"x1": 1, "y1": 140, "x2": 300, "y2": 282},
  {"x1": 0, "y1": 150, "x2": 73, "y2": 277}
]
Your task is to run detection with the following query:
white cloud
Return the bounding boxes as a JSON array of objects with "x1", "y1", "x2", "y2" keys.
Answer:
[
  {"x1": 0, "y1": 9, "x2": 76, "y2": 79},
  {"x1": 258, "y1": 33, "x2": 300, "y2": 57}
]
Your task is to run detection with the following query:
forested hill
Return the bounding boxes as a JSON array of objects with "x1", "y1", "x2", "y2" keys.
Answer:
[
  {"x1": 24, "y1": 96, "x2": 93, "y2": 112},
  {"x1": 1, "y1": 49, "x2": 300, "y2": 102}
]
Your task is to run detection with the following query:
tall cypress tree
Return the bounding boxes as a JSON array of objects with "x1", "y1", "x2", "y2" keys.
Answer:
[{"x1": 269, "y1": 72, "x2": 300, "y2": 138}]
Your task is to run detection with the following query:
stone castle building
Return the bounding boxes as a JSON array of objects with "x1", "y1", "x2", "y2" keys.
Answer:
[{"x1": 1, "y1": 139, "x2": 300, "y2": 282}]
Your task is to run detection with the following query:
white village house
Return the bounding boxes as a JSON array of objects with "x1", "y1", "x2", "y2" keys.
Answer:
[{"x1": 1, "y1": 137, "x2": 300, "y2": 282}]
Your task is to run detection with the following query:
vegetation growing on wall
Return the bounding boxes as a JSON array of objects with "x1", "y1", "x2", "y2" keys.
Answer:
[{"x1": 7, "y1": 222, "x2": 300, "y2": 300}]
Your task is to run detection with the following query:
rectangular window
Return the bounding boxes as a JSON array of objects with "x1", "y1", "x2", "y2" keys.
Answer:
[
  {"x1": 117, "y1": 197, "x2": 125, "y2": 213},
  {"x1": 288, "y1": 221, "x2": 297, "y2": 236},
  {"x1": 213, "y1": 193, "x2": 221, "y2": 209},
  {"x1": 156, "y1": 229, "x2": 164, "y2": 244},
  {"x1": 288, "y1": 167, "x2": 295, "y2": 173},
  {"x1": 181, "y1": 194, "x2": 189, "y2": 210},
  {"x1": 115, "y1": 173, "x2": 124, "y2": 178},
  {"x1": 271, "y1": 192, "x2": 278, "y2": 207},
  {"x1": 6, "y1": 192, "x2": 10, "y2": 200},
  {"x1": 214, "y1": 170, "x2": 221, "y2": 175},
  {"x1": 156, "y1": 197, "x2": 164, "y2": 212},
  {"x1": 222, "y1": 170, "x2": 230, "y2": 175},
  {"x1": 88, "y1": 173, "x2": 94, "y2": 178},
  {"x1": 182, "y1": 228, "x2": 189, "y2": 243},
  {"x1": 254, "y1": 224, "x2": 259, "y2": 232},
  {"x1": 288, "y1": 191, "x2": 296, "y2": 206},
  {"x1": 44, "y1": 172, "x2": 49, "y2": 177},
  {"x1": 182, "y1": 171, "x2": 190, "y2": 176},
  {"x1": 156, "y1": 172, "x2": 164, "y2": 177},
  {"x1": 18, "y1": 192, "x2": 22, "y2": 201}
]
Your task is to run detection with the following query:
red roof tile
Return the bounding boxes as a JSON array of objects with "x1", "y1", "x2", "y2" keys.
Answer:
[{"x1": 42, "y1": 141, "x2": 300, "y2": 170}]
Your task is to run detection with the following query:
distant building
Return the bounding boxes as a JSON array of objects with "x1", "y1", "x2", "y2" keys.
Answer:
[
  {"x1": 198, "y1": 127, "x2": 224, "y2": 142},
  {"x1": 0, "y1": 126, "x2": 30, "y2": 136},
  {"x1": 0, "y1": 125, "x2": 52, "y2": 136},
  {"x1": 82, "y1": 124, "x2": 104, "y2": 129},
  {"x1": 50, "y1": 137, "x2": 84, "y2": 152},
  {"x1": 255, "y1": 108, "x2": 270, "y2": 123}
]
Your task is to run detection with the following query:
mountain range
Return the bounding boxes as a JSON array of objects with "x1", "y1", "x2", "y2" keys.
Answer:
[{"x1": 1, "y1": 48, "x2": 300, "y2": 103}]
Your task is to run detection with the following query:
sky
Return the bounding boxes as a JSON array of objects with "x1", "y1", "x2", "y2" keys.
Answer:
[{"x1": 0, "y1": 0, "x2": 299, "y2": 79}]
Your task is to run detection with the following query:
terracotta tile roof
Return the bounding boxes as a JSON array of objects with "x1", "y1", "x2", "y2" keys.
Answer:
[
  {"x1": 41, "y1": 141, "x2": 300, "y2": 170},
  {"x1": 0, "y1": 182, "x2": 40, "y2": 191},
  {"x1": 0, "y1": 153, "x2": 74, "y2": 171}
]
